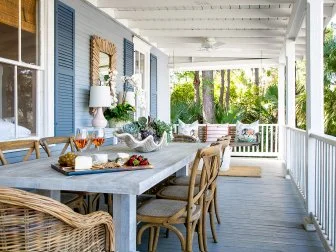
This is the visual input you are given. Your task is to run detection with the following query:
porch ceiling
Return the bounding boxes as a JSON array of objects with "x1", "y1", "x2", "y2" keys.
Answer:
[{"x1": 90, "y1": 0, "x2": 336, "y2": 70}]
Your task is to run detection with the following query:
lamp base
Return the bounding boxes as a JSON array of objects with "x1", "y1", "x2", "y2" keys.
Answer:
[{"x1": 92, "y1": 107, "x2": 107, "y2": 128}]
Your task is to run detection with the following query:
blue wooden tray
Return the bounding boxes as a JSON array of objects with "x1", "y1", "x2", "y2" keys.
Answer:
[{"x1": 51, "y1": 163, "x2": 153, "y2": 176}]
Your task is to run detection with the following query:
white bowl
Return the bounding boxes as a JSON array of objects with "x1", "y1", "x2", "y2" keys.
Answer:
[{"x1": 115, "y1": 131, "x2": 168, "y2": 152}]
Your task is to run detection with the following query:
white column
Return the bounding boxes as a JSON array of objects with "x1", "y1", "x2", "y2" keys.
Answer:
[
  {"x1": 278, "y1": 63, "x2": 285, "y2": 160},
  {"x1": 285, "y1": 40, "x2": 296, "y2": 174},
  {"x1": 306, "y1": 0, "x2": 324, "y2": 214},
  {"x1": 285, "y1": 40, "x2": 296, "y2": 127}
]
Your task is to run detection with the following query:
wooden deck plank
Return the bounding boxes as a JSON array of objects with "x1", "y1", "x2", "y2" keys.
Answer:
[{"x1": 137, "y1": 159, "x2": 325, "y2": 251}]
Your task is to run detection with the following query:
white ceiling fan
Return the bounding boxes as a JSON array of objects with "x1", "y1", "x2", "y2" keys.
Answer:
[{"x1": 199, "y1": 37, "x2": 225, "y2": 51}]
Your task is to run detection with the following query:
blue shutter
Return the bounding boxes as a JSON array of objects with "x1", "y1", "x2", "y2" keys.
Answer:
[
  {"x1": 123, "y1": 38, "x2": 134, "y2": 91},
  {"x1": 150, "y1": 54, "x2": 158, "y2": 119},
  {"x1": 54, "y1": 1, "x2": 75, "y2": 136}
]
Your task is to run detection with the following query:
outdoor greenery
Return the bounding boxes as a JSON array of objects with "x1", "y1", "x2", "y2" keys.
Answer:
[
  {"x1": 171, "y1": 69, "x2": 279, "y2": 125},
  {"x1": 170, "y1": 26, "x2": 336, "y2": 137}
]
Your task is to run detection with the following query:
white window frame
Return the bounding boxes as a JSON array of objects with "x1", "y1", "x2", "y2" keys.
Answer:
[
  {"x1": 0, "y1": 0, "x2": 54, "y2": 141},
  {"x1": 133, "y1": 36, "x2": 151, "y2": 118}
]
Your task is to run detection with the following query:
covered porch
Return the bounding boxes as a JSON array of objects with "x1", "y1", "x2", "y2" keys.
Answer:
[
  {"x1": 89, "y1": 0, "x2": 335, "y2": 250},
  {"x1": 0, "y1": 0, "x2": 335, "y2": 251},
  {"x1": 138, "y1": 158, "x2": 324, "y2": 252}
]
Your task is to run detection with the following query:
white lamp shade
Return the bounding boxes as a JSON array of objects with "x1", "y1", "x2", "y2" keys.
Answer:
[{"x1": 89, "y1": 86, "x2": 112, "y2": 107}]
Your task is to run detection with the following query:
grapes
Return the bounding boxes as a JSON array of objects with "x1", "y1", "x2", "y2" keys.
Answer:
[{"x1": 58, "y1": 152, "x2": 77, "y2": 167}]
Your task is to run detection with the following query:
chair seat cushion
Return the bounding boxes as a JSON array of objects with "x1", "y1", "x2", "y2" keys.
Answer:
[
  {"x1": 171, "y1": 175, "x2": 201, "y2": 186},
  {"x1": 137, "y1": 199, "x2": 189, "y2": 218},
  {"x1": 158, "y1": 186, "x2": 196, "y2": 201},
  {"x1": 158, "y1": 185, "x2": 211, "y2": 202}
]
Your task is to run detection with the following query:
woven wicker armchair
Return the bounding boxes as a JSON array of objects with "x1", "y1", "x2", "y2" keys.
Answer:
[{"x1": 0, "y1": 187, "x2": 115, "y2": 252}]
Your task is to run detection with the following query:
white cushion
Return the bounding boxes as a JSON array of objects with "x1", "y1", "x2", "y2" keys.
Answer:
[
  {"x1": 0, "y1": 121, "x2": 31, "y2": 140},
  {"x1": 177, "y1": 119, "x2": 199, "y2": 138},
  {"x1": 206, "y1": 124, "x2": 229, "y2": 142},
  {"x1": 235, "y1": 120, "x2": 259, "y2": 143}
]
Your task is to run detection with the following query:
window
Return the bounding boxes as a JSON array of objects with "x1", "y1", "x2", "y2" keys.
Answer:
[
  {"x1": 0, "y1": 0, "x2": 40, "y2": 140},
  {"x1": 133, "y1": 37, "x2": 151, "y2": 118}
]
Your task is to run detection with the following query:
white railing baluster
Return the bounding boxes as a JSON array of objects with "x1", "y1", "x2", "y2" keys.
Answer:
[
  {"x1": 172, "y1": 123, "x2": 280, "y2": 157},
  {"x1": 270, "y1": 125, "x2": 274, "y2": 152}
]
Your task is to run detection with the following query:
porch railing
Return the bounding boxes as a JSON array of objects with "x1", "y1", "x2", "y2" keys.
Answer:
[
  {"x1": 286, "y1": 127, "x2": 336, "y2": 251},
  {"x1": 173, "y1": 123, "x2": 279, "y2": 157},
  {"x1": 310, "y1": 133, "x2": 336, "y2": 250},
  {"x1": 286, "y1": 126, "x2": 307, "y2": 199},
  {"x1": 231, "y1": 124, "x2": 279, "y2": 157}
]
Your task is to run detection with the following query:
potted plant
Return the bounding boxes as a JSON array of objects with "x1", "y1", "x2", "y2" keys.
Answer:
[
  {"x1": 104, "y1": 103, "x2": 136, "y2": 128},
  {"x1": 116, "y1": 117, "x2": 172, "y2": 152}
]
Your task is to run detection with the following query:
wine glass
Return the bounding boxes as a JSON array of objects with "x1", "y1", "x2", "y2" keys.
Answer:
[
  {"x1": 74, "y1": 128, "x2": 88, "y2": 152},
  {"x1": 92, "y1": 128, "x2": 105, "y2": 151}
]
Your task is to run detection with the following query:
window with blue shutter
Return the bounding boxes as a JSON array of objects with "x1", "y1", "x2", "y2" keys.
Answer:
[
  {"x1": 54, "y1": 1, "x2": 75, "y2": 136},
  {"x1": 150, "y1": 54, "x2": 158, "y2": 119},
  {"x1": 124, "y1": 38, "x2": 134, "y2": 91}
]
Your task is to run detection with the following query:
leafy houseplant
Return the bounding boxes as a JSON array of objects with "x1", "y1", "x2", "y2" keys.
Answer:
[{"x1": 104, "y1": 103, "x2": 135, "y2": 128}]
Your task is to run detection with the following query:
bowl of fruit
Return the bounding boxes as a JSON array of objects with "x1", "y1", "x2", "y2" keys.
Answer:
[{"x1": 125, "y1": 155, "x2": 151, "y2": 167}]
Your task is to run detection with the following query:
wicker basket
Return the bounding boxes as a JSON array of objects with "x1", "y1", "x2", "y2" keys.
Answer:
[{"x1": 115, "y1": 131, "x2": 168, "y2": 152}]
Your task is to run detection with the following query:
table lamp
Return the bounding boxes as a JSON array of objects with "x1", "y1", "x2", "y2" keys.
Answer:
[{"x1": 89, "y1": 86, "x2": 112, "y2": 128}]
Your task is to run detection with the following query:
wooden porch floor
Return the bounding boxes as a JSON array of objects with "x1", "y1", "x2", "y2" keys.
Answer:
[{"x1": 137, "y1": 158, "x2": 325, "y2": 252}]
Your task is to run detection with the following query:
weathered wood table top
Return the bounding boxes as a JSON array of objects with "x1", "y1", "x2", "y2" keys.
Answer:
[{"x1": 0, "y1": 142, "x2": 207, "y2": 195}]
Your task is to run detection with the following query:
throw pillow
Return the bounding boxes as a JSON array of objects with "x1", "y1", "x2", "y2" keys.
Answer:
[
  {"x1": 206, "y1": 124, "x2": 229, "y2": 142},
  {"x1": 235, "y1": 120, "x2": 259, "y2": 143},
  {"x1": 177, "y1": 119, "x2": 199, "y2": 138}
]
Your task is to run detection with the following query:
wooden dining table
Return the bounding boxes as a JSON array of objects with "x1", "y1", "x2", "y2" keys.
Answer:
[{"x1": 0, "y1": 142, "x2": 207, "y2": 252}]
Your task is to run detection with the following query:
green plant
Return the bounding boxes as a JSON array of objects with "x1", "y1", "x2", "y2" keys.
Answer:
[
  {"x1": 121, "y1": 116, "x2": 172, "y2": 142},
  {"x1": 149, "y1": 119, "x2": 172, "y2": 140},
  {"x1": 104, "y1": 103, "x2": 135, "y2": 122}
]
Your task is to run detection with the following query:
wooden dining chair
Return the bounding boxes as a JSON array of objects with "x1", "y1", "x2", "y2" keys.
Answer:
[
  {"x1": 40, "y1": 137, "x2": 101, "y2": 214},
  {"x1": 0, "y1": 139, "x2": 85, "y2": 214},
  {"x1": 0, "y1": 187, "x2": 115, "y2": 252},
  {"x1": 137, "y1": 145, "x2": 221, "y2": 252},
  {"x1": 0, "y1": 140, "x2": 40, "y2": 165},
  {"x1": 40, "y1": 136, "x2": 112, "y2": 215},
  {"x1": 40, "y1": 136, "x2": 78, "y2": 156},
  {"x1": 158, "y1": 141, "x2": 225, "y2": 250},
  {"x1": 169, "y1": 137, "x2": 230, "y2": 225}
]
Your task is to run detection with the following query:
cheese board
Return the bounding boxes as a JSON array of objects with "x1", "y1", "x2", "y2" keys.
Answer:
[{"x1": 51, "y1": 163, "x2": 154, "y2": 176}]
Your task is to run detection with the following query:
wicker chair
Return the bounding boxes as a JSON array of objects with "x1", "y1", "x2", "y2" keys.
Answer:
[
  {"x1": 157, "y1": 141, "x2": 226, "y2": 251},
  {"x1": 40, "y1": 137, "x2": 106, "y2": 214},
  {"x1": 137, "y1": 145, "x2": 221, "y2": 252},
  {"x1": 0, "y1": 187, "x2": 115, "y2": 252}
]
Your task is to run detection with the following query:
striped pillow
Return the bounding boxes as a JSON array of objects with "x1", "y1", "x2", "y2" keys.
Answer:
[{"x1": 206, "y1": 124, "x2": 229, "y2": 142}]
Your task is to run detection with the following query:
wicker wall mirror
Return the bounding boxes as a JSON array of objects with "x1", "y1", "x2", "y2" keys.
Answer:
[{"x1": 90, "y1": 35, "x2": 117, "y2": 85}]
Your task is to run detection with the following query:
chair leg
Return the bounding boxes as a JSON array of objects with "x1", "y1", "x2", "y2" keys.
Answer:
[
  {"x1": 106, "y1": 194, "x2": 113, "y2": 216},
  {"x1": 148, "y1": 227, "x2": 155, "y2": 252},
  {"x1": 202, "y1": 201, "x2": 208, "y2": 252},
  {"x1": 164, "y1": 224, "x2": 186, "y2": 251},
  {"x1": 153, "y1": 226, "x2": 161, "y2": 251},
  {"x1": 209, "y1": 199, "x2": 218, "y2": 243},
  {"x1": 165, "y1": 228, "x2": 170, "y2": 238},
  {"x1": 214, "y1": 187, "x2": 221, "y2": 224},
  {"x1": 197, "y1": 218, "x2": 205, "y2": 252},
  {"x1": 186, "y1": 222, "x2": 193, "y2": 252}
]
